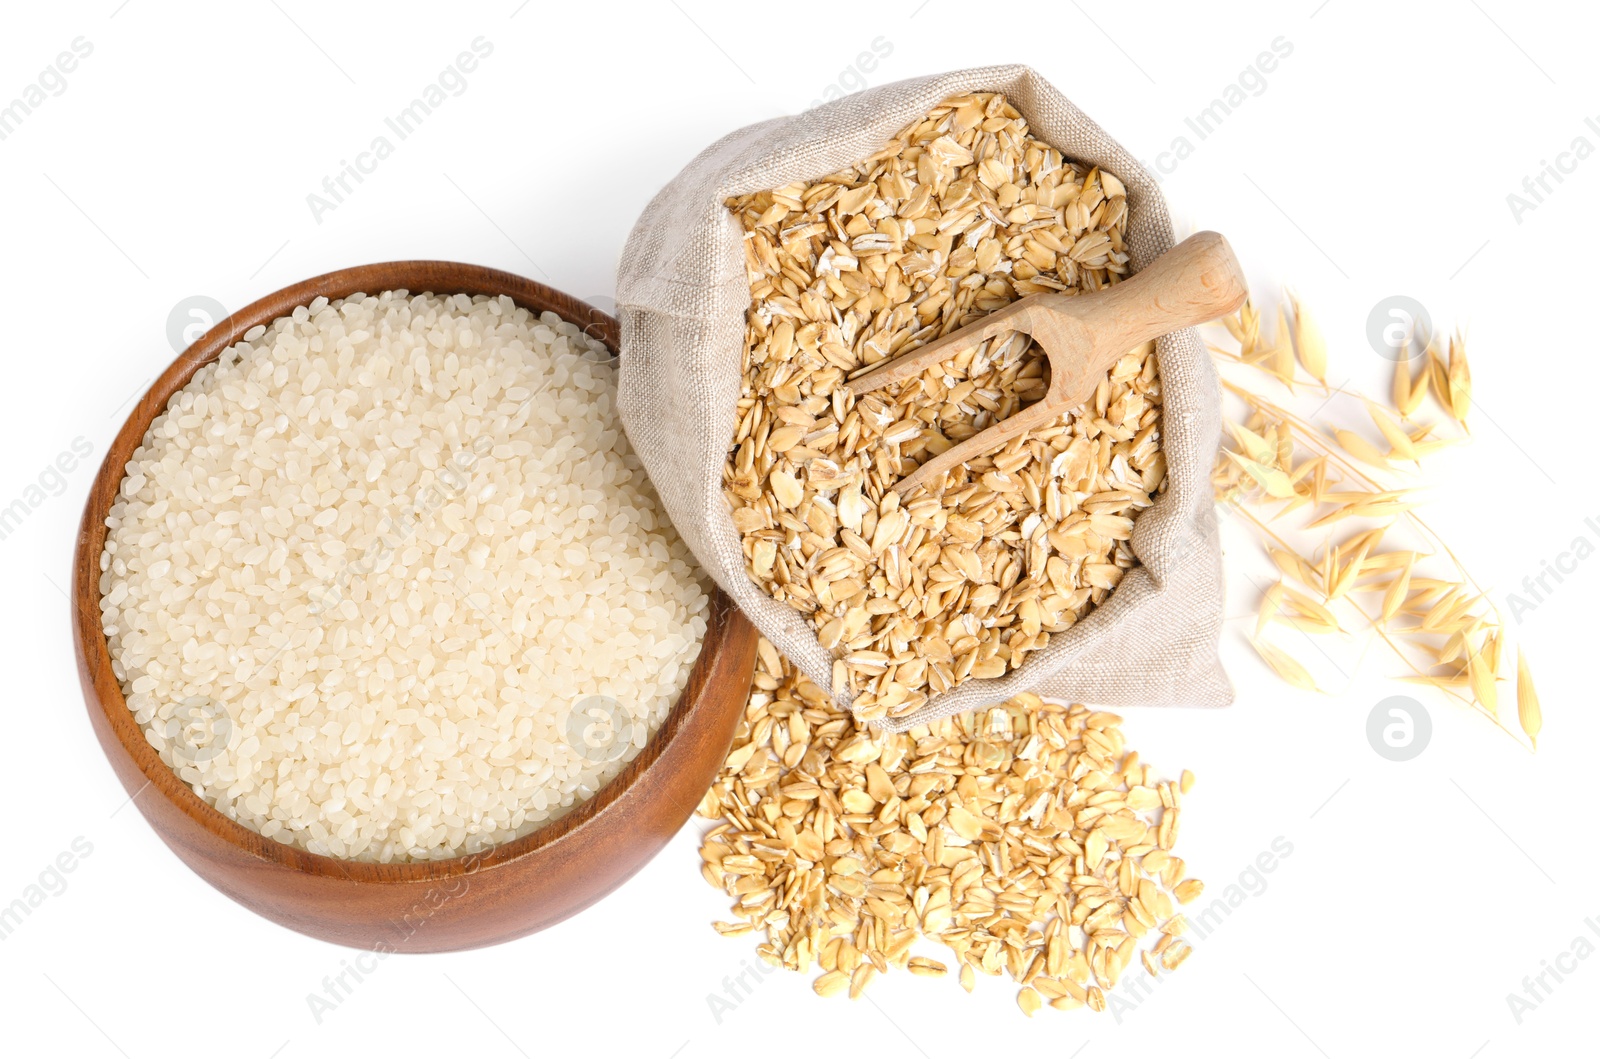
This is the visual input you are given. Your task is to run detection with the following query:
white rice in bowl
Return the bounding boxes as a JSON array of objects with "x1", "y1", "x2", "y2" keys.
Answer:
[{"x1": 99, "y1": 291, "x2": 710, "y2": 862}]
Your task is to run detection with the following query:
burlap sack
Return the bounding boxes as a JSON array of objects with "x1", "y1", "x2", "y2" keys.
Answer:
[{"x1": 617, "y1": 65, "x2": 1232, "y2": 731}]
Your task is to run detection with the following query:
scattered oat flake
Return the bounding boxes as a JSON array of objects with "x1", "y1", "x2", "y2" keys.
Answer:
[
  {"x1": 813, "y1": 970, "x2": 850, "y2": 998},
  {"x1": 701, "y1": 645, "x2": 1201, "y2": 1016}
]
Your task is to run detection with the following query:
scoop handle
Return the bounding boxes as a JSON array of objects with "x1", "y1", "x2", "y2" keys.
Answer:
[
  {"x1": 1045, "y1": 231, "x2": 1249, "y2": 407},
  {"x1": 888, "y1": 231, "x2": 1248, "y2": 495}
]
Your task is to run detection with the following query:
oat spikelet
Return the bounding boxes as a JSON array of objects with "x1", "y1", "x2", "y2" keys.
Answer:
[
  {"x1": 1392, "y1": 355, "x2": 1423, "y2": 418},
  {"x1": 1388, "y1": 358, "x2": 1414, "y2": 422},
  {"x1": 1517, "y1": 648, "x2": 1542, "y2": 750},
  {"x1": 1224, "y1": 450, "x2": 1297, "y2": 498},
  {"x1": 1268, "y1": 546, "x2": 1322, "y2": 591},
  {"x1": 1291, "y1": 295, "x2": 1328, "y2": 389},
  {"x1": 1402, "y1": 673, "x2": 1470, "y2": 691},
  {"x1": 1272, "y1": 308, "x2": 1297, "y2": 387},
  {"x1": 1332, "y1": 428, "x2": 1392, "y2": 469},
  {"x1": 1222, "y1": 301, "x2": 1255, "y2": 352},
  {"x1": 1447, "y1": 331, "x2": 1472, "y2": 427},
  {"x1": 1281, "y1": 584, "x2": 1340, "y2": 633},
  {"x1": 1359, "y1": 548, "x2": 1413, "y2": 574},
  {"x1": 1325, "y1": 539, "x2": 1370, "y2": 602},
  {"x1": 1381, "y1": 552, "x2": 1416, "y2": 623},
  {"x1": 1211, "y1": 286, "x2": 1541, "y2": 751},
  {"x1": 1427, "y1": 341, "x2": 1452, "y2": 416},
  {"x1": 1257, "y1": 582, "x2": 1285, "y2": 637},
  {"x1": 1467, "y1": 637, "x2": 1499, "y2": 717},
  {"x1": 1408, "y1": 423, "x2": 1459, "y2": 459},
  {"x1": 1486, "y1": 627, "x2": 1504, "y2": 674},
  {"x1": 1250, "y1": 638, "x2": 1318, "y2": 691},
  {"x1": 1226, "y1": 421, "x2": 1278, "y2": 466},
  {"x1": 1365, "y1": 401, "x2": 1417, "y2": 463}
]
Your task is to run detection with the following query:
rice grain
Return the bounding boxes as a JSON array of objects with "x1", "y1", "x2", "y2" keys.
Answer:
[{"x1": 100, "y1": 292, "x2": 710, "y2": 862}]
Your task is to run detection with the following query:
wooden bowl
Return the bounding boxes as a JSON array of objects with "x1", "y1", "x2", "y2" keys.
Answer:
[{"x1": 72, "y1": 261, "x2": 758, "y2": 952}]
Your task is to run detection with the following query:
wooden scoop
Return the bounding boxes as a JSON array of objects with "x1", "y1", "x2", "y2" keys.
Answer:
[{"x1": 844, "y1": 230, "x2": 1250, "y2": 495}]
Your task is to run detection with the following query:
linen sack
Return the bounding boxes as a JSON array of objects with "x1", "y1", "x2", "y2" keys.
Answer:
[{"x1": 616, "y1": 64, "x2": 1232, "y2": 732}]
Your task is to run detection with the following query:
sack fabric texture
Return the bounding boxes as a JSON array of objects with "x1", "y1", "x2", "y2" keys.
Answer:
[{"x1": 616, "y1": 64, "x2": 1232, "y2": 732}]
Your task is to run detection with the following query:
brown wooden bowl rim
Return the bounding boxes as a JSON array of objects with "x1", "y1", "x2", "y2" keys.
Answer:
[{"x1": 73, "y1": 259, "x2": 734, "y2": 884}]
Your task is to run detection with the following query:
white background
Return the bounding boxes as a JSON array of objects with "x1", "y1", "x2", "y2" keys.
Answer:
[{"x1": 1, "y1": 1, "x2": 1595, "y2": 1056}]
